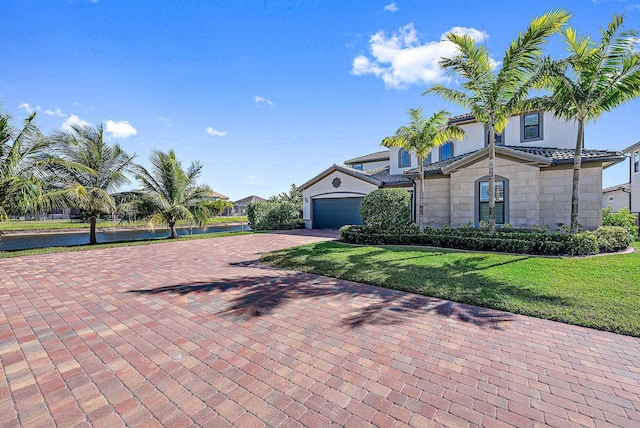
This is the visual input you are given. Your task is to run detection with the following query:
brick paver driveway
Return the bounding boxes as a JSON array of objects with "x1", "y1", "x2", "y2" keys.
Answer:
[{"x1": 1, "y1": 230, "x2": 639, "y2": 427}]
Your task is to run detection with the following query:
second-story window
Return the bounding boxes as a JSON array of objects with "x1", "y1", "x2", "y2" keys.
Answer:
[
  {"x1": 485, "y1": 127, "x2": 505, "y2": 146},
  {"x1": 399, "y1": 149, "x2": 411, "y2": 168},
  {"x1": 440, "y1": 142, "x2": 454, "y2": 161},
  {"x1": 422, "y1": 153, "x2": 431, "y2": 166},
  {"x1": 521, "y1": 112, "x2": 543, "y2": 142},
  {"x1": 353, "y1": 163, "x2": 363, "y2": 170},
  {"x1": 635, "y1": 151, "x2": 639, "y2": 173}
]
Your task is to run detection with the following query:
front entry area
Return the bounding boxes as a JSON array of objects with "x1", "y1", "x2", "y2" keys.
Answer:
[{"x1": 312, "y1": 197, "x2": 364, "y2": 229}]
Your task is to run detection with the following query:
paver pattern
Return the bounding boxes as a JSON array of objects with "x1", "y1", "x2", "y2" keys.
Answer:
[{"x1": 1, "y1": 230, "x2": 639, "y2": 427}]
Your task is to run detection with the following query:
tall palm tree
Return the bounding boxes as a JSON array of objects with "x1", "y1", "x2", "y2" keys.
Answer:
[
  {"x1": 133, "y1": 149, "x2": 214, "y2": 239},
  {"x1": 427, "y1": 9, "x2": 570, "y2": 233},
  {"x1": 382, "y1": 108, "x2": 465, "y2": 230},
  {"x1": 537, "y1": 14, "x2": 640, "y2": 233},
  {"x1": 49, "y1": 124, "x2": 135, "y2": 244},
  {"x1": 0, "y1": 110, "x2": 50, "y2": 223}
]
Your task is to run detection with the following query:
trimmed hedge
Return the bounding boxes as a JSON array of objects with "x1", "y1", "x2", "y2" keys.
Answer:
[
  {"x1": 339, "y1": 225, "x2": 629, "y2": 256},
  {"x1": 360, "y1": 188, "x2": 412, "y2": 232},
  {"x1": 247, "y1": 201, "x2": 302, "y2": 230}
]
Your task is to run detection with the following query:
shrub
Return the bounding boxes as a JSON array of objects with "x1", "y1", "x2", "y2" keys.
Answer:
[
  {"x1": 247, "y1": 202, "x2": 302, "y2": 230},
  {"x1": 603, "y1": 207, "x2": 638, "y2": 239},
  {"x1": 594, "y1": 226, "x2": 631, "y2": 253},
  {"x1": 340, "y1": 225, "x2": 602, "y2": 256},
  {"x1": 359, "y1": 188, "x2": 412, "y2": 232}
]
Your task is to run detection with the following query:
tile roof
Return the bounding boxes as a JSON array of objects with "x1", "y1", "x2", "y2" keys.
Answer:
[
  {"x1": 360, "y1": 165, "x2": 413, "y2": 186},
  {"x1": 405, "y1": 146, "x2": 625, "y2": 175},
  {"x1": 344, "y1": 150, "x2": 390, "y2": 164},
  {"x1": 233, "y1": 195, "x2": 267, "y2": 205}
]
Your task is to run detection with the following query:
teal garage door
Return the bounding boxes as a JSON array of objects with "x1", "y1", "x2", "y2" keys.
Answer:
[{"x1": 312, "y1": 197, "x2": 364, "y2": 229}]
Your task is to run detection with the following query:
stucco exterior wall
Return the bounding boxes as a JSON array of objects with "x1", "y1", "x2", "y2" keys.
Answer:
[
  {"x1": 357, "y1": 160, "x2": 388, "y2": 171},
  {"x1": 602, "y1": 189, "x2": 630, "y2": 212},
  {"x1": 539, "y1": 165, "x2": 603, "y2": 230},
  {"x1": 302, "y1": 170, "x2": 378, "y2": 228}
]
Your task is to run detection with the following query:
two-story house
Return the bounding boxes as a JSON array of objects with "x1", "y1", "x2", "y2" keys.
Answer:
[{"x1": 300, "y1": 111, "x2": 624, "y2": 230}]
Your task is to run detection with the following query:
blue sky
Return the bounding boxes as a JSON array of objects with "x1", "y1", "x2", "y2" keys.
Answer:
[{"x1": 3, "y1": 0, "x2": 640, "y2": 200}]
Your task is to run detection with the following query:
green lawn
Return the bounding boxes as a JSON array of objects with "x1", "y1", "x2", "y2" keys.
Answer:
[
  {"x1": 261, "y1": 241, "x2": 640, "y2": 337},
  {"x1": 0, "y1": 216, "x2": 248, "y2": 232},
  {"x1": 0, "y1": 231, "x2": 252, "y2": 258}
]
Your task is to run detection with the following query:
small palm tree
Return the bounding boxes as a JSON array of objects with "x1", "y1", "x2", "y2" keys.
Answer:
[
  {"x1": 428, "y1": 9, "x2": 570, "y2": 233},
  {"x1": 537, "y1": 14, "x2": 640, "y2": 233},
  {"x1": 0, "y1": 111, "x2": 50, "y2": 222},
  {"x1": 49, "y1": 124, "x2": 135, "y2": 244},
  {"x1": 133, "y1": 149, "x2": 214, "y2": 239},
  {"x1": 382, "y1": 108, "x2": 465, "y2": 230}
]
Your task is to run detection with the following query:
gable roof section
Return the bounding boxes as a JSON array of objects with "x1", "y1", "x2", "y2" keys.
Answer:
[
  {"x1": 211, "y1": 191, "x2": 230, "y2": 200},
  {"x1": 344, "y1": 150, "x2": 390, "y2": 164},
  {"x1": 405, "y1": 146, "x2": 625, "y2": 176},
  {"x1": 622, "y1": 141, "x2": 640, "y2": 154},
  {"x1": 233, "y1": 195, "x2": 267, "y2": 205},
  {"x1": 603, "y1": 183, "x2": 630, "y2": 193},
  {"x1": 300, "y1": 164, "x2": 413, "y2": 190},
  {"x1": 299, "y1": 164, "x2": 382, "y2": 190}
]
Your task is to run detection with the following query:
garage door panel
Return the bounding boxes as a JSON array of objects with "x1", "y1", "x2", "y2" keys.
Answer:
[{"x1": 312, "y1": 197, "x2": 363, "y2": 229}]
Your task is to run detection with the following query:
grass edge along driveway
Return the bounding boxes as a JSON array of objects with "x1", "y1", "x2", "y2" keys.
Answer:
[{"x1": 261, "y1": 241, "x2": 640, "y2": 337}]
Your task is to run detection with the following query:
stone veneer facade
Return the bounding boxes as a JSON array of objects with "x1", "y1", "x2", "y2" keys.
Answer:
[{"x1": 419, "y1": 156, "x2": 603, "y2": 230}]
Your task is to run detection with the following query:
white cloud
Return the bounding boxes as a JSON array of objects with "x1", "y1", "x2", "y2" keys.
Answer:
[
  {"x1": 62, "y1": 114, "x2": 91, "y2": 130},
  {"x1": 351, "y1": 23, "x2": 488, "y2": 89},
  {"x1": 384, "y1": 2, "x2": 398, "y2": 12},
  {"x1": 44, "y1": 107, "x2": 67, "y2": 117},
  {"x1": 105, "y1": 120, "x2": 137, "y2": 138},
  {"x1": 254, "y1": 96, "x2": 274, "y2": 107},
  {"x1": 206, "y1": 127, "x2": 228, "y2": 137},
  {"x1": 18, "y1": 103, "x2": 40, "y2": 114},
  {"x1": 158, "y1": 116, "x2": 173, "y2": 127}
]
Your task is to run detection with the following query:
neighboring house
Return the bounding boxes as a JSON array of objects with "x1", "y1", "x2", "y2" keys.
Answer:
[
  {"x1": 210, "y1": 191, "x2": 230, "y2": 201},
  {"x1": 602, "y1": 184, "x2": 631, "y2": 212},
  {"x1": 301, "y1": 111, "x2": 624, "y2": 230},
  {"x1": 232, "y1": 195, "x2": 267, "y2": 216}
]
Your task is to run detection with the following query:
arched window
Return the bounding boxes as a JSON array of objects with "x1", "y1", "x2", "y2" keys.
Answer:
[
  {"x1": 398, "y1": 148, "x2": 411, "y2": 168},
  {"x1": 440, "y1": 142, "x2": 454, "y2": 161},
  {"x1": 475, "y1": 176, "x2": 509, "y2": 226}
]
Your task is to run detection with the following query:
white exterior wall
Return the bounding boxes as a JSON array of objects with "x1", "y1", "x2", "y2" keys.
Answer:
[
  {"x1": 301, "y1": 171, "x2": 378, "y2": 228},
  {"x1": 631, "y1": 150, "x2": 640, "y2": 213},
  {"x1": 389, "y1": 147, "x2": 419, "y2": 175},
  {"x1": 602, "y1": 189, "x2": 630, "y2": 212},
  {"x1": 357, "y1": 160, "x2": 388, "y2": 171}
]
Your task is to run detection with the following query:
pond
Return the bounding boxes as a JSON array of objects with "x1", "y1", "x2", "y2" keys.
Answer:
[{"x1": 0, "y1": 224, "x2": 250, "y2": 251}]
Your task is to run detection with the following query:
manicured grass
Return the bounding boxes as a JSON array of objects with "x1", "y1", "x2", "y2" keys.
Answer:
[
  {"x1": 0, "y1": 216, "x2": 248, "y2": 232},
  {"x1": 261, "y1": 241, "x2": 640, "y2": 337},
  {"x1": 0, "y1": 231, "x2": 253, "y2": 258}
]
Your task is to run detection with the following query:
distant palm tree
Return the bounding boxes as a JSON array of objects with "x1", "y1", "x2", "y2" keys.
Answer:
[
  {"x1": 49, "y1": 124, "x2": 135, "y2": 244},
  {"x1": 428, "y1": 9, "x2": 570, "y2": 233},
  {"x1": 132, "y1": 149, "x2": 214, "y2": 239},
  {"x1": 382, "y1": 108, "x2": 465, "y2": 230},
  {"x1": 0, "y1": 111, "x2": 50, "y2": 222},
  {"x1": 537, "y1": 14, "x2": 640, "y2": 233}
]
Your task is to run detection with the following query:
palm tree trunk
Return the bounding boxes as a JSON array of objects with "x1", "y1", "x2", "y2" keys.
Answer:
[
  {"x1": 488, "y1": 123, "x2": 497, "y2": 235},
  {"x1": 169, "y1": 219, "x2": 178, "y2": 239},
  {"x1": 89, "y1": 210, "x2": 98, "y2": 245},
  {"x1": 570, "y1": 119, "x2": 584, "y2": 234},
  {"x1": 419, "y1": 163, "x2": 425, "y2": 231}
]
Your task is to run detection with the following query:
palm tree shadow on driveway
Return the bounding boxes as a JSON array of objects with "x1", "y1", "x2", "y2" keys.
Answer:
[{"x1": 127, "y1": 247, "x2": 569, "y2": 330}]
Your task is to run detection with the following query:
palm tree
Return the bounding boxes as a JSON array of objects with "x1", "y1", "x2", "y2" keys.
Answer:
[
  {"x1": 427, "y1": 9, "x2": 570, "y2": 233},
  {"x1": 537, "y1": 14, "x2": 640, "y2": 233},
  {"x1": 382, "y1": 108, "x2": 465, "y2": 230},
  {"x1": 0, "y1": 110, "x2": 50, "y2": 222},
  {"x1": 49, "y1": 124, "x2": 135, "y2": 244},
  {"x1": 132, "y1": 149, "x2": 214, "y2": 239}
]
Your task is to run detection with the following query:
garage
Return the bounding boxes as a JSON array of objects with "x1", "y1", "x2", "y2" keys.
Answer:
[{"x1": 312, "y1": 197, "x2": 364, "y2": 229}]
